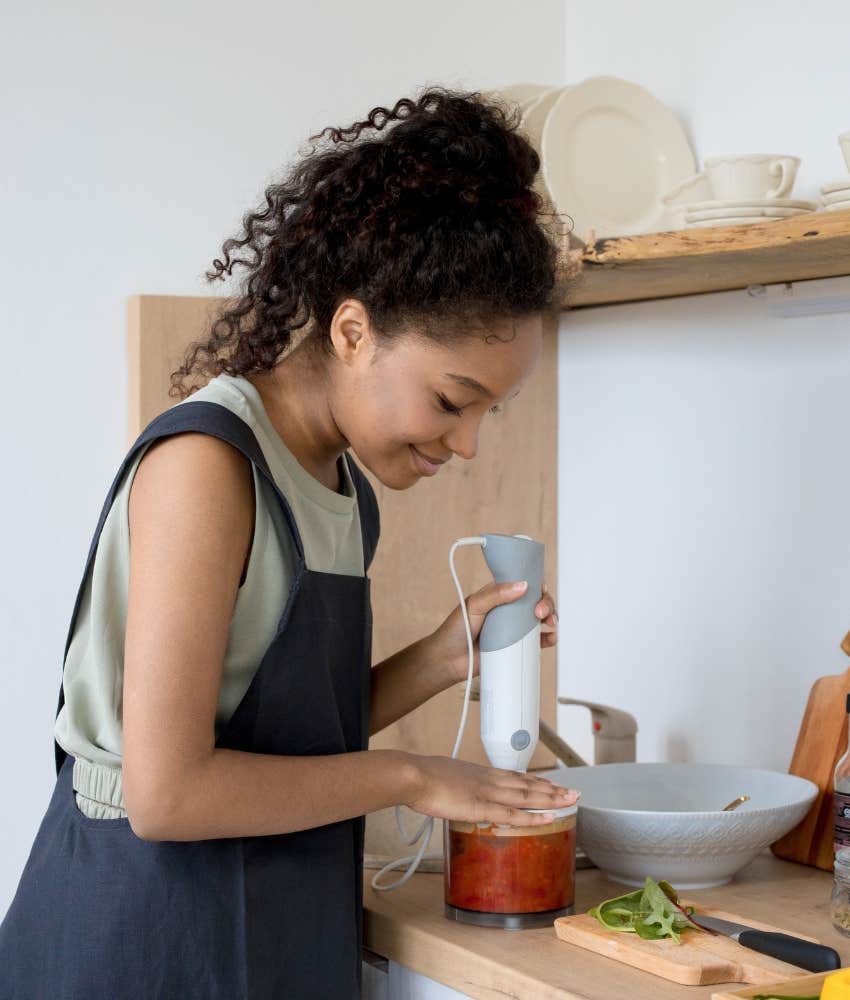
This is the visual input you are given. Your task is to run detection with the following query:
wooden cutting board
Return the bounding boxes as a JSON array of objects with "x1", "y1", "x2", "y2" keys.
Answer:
[
  {"x1": 554, "y1": 904, "x2": 817, "y2": 986},
  {"x1": 771, "y1": 632, "x2": 850, "y2": 870}
]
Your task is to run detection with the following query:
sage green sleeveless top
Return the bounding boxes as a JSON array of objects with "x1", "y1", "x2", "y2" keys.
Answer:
[{"x1": 54, "y1": 373, "x2": 364, "y2": 818}]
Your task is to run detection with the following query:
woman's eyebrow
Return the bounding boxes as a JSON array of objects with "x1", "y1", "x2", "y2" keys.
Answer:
[
  {"x1": 444, "y1": 373, "x2": 493, "y2": 398},
  {"x1": 444, "y1": 373, "x2": 520, "y2": 400}
]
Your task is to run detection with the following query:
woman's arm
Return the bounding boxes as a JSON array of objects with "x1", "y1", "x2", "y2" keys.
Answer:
[
  {"x1": 368, "y1": 635, "x2": 459, "y2": 736},
  {"x1": 122, "y1": 432, "x2": 419, "y2": 841}
]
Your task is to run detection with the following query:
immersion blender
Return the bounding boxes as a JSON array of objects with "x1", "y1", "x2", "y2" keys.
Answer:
[
  {"x1": 475, "y1": 533, "x2": 544, "y2": 771},
  {"x1": 371, "y1": 533, "x2": 577, "y2": 926}
]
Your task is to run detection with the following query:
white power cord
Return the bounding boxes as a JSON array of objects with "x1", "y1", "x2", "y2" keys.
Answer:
[{"x1": 370, "y1": 536, "x2": 487, "y2": 891}]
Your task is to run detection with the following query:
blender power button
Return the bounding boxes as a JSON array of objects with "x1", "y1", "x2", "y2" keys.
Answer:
[{"x1": 510, "y1": 729, "x2": 531, "y2": 751}]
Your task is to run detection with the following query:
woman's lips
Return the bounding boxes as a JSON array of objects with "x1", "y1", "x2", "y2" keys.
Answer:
[{"x1": 410, "y1": 444, "x2": 446, "y2": 476}]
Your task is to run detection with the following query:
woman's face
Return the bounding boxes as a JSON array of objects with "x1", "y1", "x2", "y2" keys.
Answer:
[{"x1": 332, "y1": 304, "x2": 543, "y2": 490}]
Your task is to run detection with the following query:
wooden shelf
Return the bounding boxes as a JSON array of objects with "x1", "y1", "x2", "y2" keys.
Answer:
[{"x1": 560, "y1": 207, "x2": 850, "y2": 309}]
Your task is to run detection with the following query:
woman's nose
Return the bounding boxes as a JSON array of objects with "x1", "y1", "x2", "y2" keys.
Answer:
[{"x1": 443, "y1": 419, "x2": 480, "y2": 461}]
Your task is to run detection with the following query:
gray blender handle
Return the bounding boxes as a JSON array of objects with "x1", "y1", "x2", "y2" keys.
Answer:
[{"x1": 479, "y1": 533, "x2": 545, "y2": 653}]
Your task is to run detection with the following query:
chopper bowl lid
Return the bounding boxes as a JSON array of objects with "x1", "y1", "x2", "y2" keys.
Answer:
[{"x1": 523, "y1": 802, "x2": 578, "y2": 818}]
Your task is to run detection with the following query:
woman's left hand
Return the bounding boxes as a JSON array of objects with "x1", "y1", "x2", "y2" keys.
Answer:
[{"x1": 429, "y1": 580, "x2": 558, "y2": 685}]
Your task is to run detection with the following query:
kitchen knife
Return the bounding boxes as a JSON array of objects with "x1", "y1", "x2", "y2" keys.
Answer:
[{"x1": 690, "y1": 914, "x2": 841, "y2": 973}]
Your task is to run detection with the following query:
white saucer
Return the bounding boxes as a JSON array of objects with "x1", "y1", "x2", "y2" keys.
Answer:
[
  {"x1": 821, "y1": 178, "x2": 850, "y2": 195},
  {"x1": 821, "y1": 187, "x2": 850, "y2": 205},
  {"x1": 686, "y1": 216, "x2": 799, "y2": 228},
  {"x1": 685, "y1": 198, "x2": 816, "y2": 211},
  {"x1": 685, "y1": 205, "x2": 809, "y2": 221}
]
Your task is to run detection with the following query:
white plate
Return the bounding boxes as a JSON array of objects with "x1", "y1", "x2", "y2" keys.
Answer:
[
  {"x1": 520, "y1": 87, "x2": 566, "y2": 153},
  {"x1": 488, "y1": 83, "x2": 553, "y2": 108},
  {"x1": 685, "y1": 206, "x2": 809, "y2": 221},
  {"x1": 821, "y1": 178, "x2": 850, "y2": 195},
  {"x1": 661, "y1": 172, "x2": 713, "y2": 207},
  {"x1": 825, "y1": 199, "x2": 850, "y2": 211},
  {"x1": 684, "y1": 197, "x2": 816, "y2": 211},
  {"x1": 540, "y1": 75, "x2": 696, "y2": 238},
  {"x1": 821, "y1": 187, "x2": 850, "y2": 205}
]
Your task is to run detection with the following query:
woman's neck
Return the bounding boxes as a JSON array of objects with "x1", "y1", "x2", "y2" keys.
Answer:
[{"x1": 247, "y1": 340, "x2": 348, "y2": 494}]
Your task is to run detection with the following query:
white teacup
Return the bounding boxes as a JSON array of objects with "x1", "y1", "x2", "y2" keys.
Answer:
[
  {"x1": 704, "y1": 154, "x2": 800, "y2": 201},
  {"x1": 840, "y1": 132, "x2": 850, "y2": 174}
]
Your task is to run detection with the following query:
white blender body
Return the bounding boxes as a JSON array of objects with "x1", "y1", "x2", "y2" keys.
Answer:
[
  {"x1": 478, "y1": 533, "x2": 545, "y2": 772},
  {"x1": 480, "y1": 626, "x2": 540, "y2": 770}
]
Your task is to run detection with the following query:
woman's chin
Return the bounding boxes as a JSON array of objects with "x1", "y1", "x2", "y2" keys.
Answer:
[{"x1": 351, "y1": 450, "x2": 420, "y2": 491}]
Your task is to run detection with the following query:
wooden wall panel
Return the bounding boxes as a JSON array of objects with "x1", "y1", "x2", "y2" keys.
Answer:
[{"x1": 127, "y1": 295, "x2": 558, "y2": 767}]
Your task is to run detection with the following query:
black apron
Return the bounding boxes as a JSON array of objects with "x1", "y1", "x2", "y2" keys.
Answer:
[{"x1": 0, "y1": 400, "x2": 379, "y2": 999}]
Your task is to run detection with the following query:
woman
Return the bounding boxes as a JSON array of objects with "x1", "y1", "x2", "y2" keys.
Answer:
[{"x1": 0, "y1": 86, "x2": 577, "y2": 998}]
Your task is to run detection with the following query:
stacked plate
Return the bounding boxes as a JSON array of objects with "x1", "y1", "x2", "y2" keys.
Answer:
[
  {"x1": 674, "y1": 198, "x2": 817, "y2": 229},
  {"x1": 488, "y1": 77, "x2": 698, "y2": 239},
  {"x1": 819, "y1": 179, "x2": 850, "y2": 212}
]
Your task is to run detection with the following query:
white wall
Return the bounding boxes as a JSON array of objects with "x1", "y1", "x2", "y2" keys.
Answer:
[
  {"x1": 558, "y1": 279, "x2": 850, "y2": 769},
  {"x1": 556, "y1": 0, "x2": 850, "y2": 768},
  {"x1": 0, "y1": 0, "x2": 566, "y2": 914}
]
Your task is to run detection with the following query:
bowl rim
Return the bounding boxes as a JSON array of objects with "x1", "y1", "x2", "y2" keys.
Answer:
[
  {"x1": 575, "y1": 797, "x2": 815, "y2": 819},
  {"x1": 547, "y1": 761, "x2": 818, "y2": 818}
]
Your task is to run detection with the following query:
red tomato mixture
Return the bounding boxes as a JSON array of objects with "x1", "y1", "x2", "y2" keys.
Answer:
[{"x1": 444, "y1": 820, "x2": 576, "y2": 914}]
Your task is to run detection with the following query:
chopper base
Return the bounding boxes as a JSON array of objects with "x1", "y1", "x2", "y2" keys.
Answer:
[{"x1": 444, "y1": 902, "x2": 574, "y2": 930}]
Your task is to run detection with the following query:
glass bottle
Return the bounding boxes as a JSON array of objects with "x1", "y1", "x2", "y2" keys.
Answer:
[
  {"x1": 831, "y1": 846, "x2": 850, "y2": 935},
  {"x1": 835, "y1": 694, "x2": 850, "y2": 856}
]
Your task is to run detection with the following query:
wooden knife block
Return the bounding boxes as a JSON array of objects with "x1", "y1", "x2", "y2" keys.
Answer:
[{"x1": 771, "y1": 632, "x2": 850, "y2": 870}]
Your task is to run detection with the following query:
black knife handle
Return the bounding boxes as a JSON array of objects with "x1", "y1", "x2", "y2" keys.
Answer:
[{"x1": 737, "y1": 930, "x2": 841, "y2": 972}]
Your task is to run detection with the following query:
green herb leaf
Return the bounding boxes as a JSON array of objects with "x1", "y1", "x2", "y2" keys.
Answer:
[{"x1": 588, "y1": 876, "x2": 700, "y2": 945}]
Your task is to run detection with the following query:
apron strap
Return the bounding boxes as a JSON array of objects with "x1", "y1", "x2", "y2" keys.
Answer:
[{"x1": 54, "y1": 400, "x2": 309, "y2": 774}]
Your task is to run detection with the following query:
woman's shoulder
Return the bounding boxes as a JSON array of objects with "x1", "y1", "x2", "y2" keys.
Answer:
[{"x1": 128, "y1": 429, "x2": 256, "y2": 590}]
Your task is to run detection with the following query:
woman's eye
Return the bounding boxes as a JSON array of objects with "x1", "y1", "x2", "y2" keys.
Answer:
[
  {"x1": 438, "y1": 394, "x2": 503, "y2": 416},
  {"x1": 438, "y1": 394, "x2": 463, "y2": 416}
]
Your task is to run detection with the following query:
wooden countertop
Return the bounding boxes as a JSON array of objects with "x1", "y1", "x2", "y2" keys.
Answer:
[{"x1": 363, "y1": 852, "x2": 849, "y2": 999}]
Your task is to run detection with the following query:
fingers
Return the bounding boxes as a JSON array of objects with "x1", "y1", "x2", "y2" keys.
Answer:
[
  {"x1": 535, "y1": 582, "x2": 558, "y2": 648},
  {"x1": 488, "y1": 771, "x2": 579, "y2": 810},
  {"x1": 534, "y1": 581, "x2": 558, "y2": 627},
  {"x1": 478, "y1": 786, "x2": 581, "y2": 827},
  {"x1": 489, "y1": 805, "x2": 563, "y2": 826},
  {"x1": 465, "y1": 581, "x2": 559, "y2": 630},
  {"x1": 465, "y1": 580, "x2": 528, "y2": 618},
  {"x1": 487, "y1": 806, "x2": 558, "y2": 826}
]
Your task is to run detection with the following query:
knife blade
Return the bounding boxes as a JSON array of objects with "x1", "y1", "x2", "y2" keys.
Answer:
[{"x1": 690, "y1": 914, "x2": 841, "y2": 973}]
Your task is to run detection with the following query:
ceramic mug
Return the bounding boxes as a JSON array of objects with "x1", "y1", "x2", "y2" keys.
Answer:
[
  {"x1": 704, "y1": 154, "x2": 800, "y2": 201},
  {"x1": 840, "y1": 132, "x2": 850, "y2": 174}
]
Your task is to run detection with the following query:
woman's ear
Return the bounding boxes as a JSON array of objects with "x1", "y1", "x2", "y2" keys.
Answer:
[{"x1": 329, "y1": 298, "x2": 373, "y2": 364}]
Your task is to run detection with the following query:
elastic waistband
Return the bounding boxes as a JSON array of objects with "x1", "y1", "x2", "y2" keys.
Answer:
[{"x1": 72, "y1": 756, "x2": 126, "y2": 816}]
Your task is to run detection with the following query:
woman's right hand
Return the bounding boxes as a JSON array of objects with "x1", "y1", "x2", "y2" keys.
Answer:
[{"x1": 405, "y1": 755, "x2": 579, "y2": 827}]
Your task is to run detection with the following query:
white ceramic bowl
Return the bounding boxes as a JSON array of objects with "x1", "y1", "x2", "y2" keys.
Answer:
[{"x1": 539, "y1": 762, "x2": 817, "y2": 889}]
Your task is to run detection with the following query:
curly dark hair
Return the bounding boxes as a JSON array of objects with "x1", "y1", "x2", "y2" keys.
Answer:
[{"x1": 170, "y1": 85, "x2": 573, "y2": 399}]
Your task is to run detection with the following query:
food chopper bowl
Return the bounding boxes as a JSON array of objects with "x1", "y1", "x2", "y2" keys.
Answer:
[
  {"x1": 538, "y1": 762, "x2": 817, "y2": 889},
  {"x1": 443, "y1": 804, "x2": 577, "y2": 929}
]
